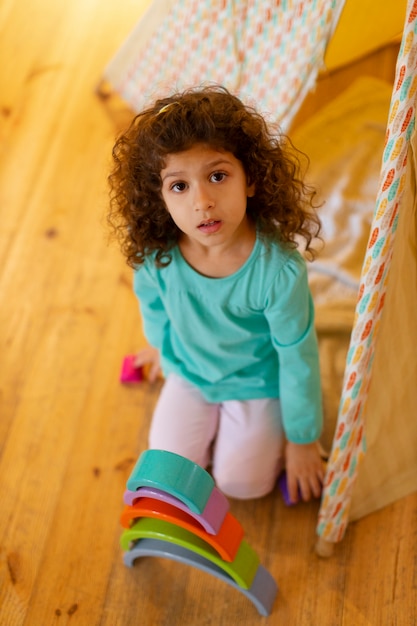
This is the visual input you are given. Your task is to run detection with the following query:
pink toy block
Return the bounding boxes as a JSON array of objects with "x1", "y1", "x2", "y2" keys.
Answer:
[{"x1": 120, "y1": 355, "x2": 143, "y2": 383}]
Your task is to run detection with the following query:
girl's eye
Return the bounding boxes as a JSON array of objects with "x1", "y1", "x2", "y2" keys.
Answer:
[
  {"x1": 170, "y1": 182, "x2": 187, "y2": 192},
  {"x1": 210, "y1": 171, "x2": 227, "y2": 183}
]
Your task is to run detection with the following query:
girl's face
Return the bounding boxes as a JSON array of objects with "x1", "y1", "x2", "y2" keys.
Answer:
[{"x1": 160, "y1": 144, "x2": 255, "y2": 252}]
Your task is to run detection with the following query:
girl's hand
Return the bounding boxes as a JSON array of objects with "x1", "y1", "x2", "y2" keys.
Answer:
[
  {"x1": 133, "y1": 346, "x2": 161, "y2": 383},
  {"x1": 285, "y1": 440, "x2": 324, "y2": 504}
]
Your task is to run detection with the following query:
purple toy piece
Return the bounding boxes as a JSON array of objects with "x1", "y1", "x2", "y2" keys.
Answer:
[
  {"x1": 278, "y1": 471, "x2": 323, "y2": 506},
  {"x1": 120, "y1": 355, "x2": 143, "y2": 383},
  {"x1": 123, "y1": 485, "x2": 229, "y2": 535},
  {"x1": 278, "y1": 472, "x2": 299, "y2": 506}
]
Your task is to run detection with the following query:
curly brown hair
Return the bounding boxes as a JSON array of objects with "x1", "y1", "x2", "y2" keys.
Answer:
[{"x1": 108, "y1": 85, "x2": 321, "y2": 268}]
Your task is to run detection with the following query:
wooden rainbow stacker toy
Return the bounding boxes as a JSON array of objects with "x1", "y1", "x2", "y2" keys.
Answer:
[{"x1": 120, "y1": 449, "x2": 278, "y2": 616}]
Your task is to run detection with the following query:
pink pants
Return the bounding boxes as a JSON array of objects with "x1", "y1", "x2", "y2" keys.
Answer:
[{"x1": 149, "y1": 374, "x2": 284, "y2": 499}]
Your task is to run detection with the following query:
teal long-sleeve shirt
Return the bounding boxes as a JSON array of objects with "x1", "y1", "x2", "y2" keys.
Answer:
[{"x1": 133, "y1": 235, "x2": 323, "y2": 444}]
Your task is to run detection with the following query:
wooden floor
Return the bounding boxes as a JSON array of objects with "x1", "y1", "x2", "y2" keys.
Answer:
[{"x1": 1, "y1": 1, "x2": 416, "y2": 624}]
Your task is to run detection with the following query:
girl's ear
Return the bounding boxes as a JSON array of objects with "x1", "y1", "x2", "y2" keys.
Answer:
[{"x1": 247, "y1": 182, "x2": 256, "y2": 198}]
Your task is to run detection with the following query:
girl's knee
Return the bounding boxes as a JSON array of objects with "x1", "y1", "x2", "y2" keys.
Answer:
[
  {"x1": 148, "y1": 432, "x2": 210, "y2": 469},
  {"x1": 213, "y1": 462, "x2": 280, "y2": 500}
]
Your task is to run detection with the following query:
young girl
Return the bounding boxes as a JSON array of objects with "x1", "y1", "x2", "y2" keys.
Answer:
[{"x1": 108, "y1": 85, "x2": 324, "y2": 504}]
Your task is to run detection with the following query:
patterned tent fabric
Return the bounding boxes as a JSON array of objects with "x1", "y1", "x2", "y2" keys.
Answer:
[
  {"x1": 103, "y1": 0, "x2": 345, "y2": 130},
  {"x1": 317, "y1": 0, "x2": 417, "y2": 543}
]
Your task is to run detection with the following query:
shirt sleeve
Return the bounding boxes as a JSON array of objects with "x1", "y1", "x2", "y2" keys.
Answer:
[
  {"x1": 133, "y1": 262, "x2": 168, "y2": 351},
  {"x1": 265, "y1": 252, "x2": 323, "y2": 444}
]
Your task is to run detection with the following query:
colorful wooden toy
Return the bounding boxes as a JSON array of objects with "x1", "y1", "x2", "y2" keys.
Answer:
[
  {"x1": 278, "y1": 467, "x2": 325, "y2": 506},
  {"x1": 278, "y1": 472, "x2": 297, "y2": 506},
  {"x1": 120, "y1": 497, "x2": 244, "y2": 562},
  {"x1": 126, "y1": 449, "x2": 214, "y2": 514},
  {"x1": 120, "y1": 355, "x2": 143, "y2": 383},
  {"x1": 120, "y1": 449, "x2": 278, "y2": 616},
  {"x1": 124, "y1": 538, "x2": 278, "y2": 617},
  {"x1": 123, "y1": 485, "x2": 229, "y2": 535},
  {"x1": 121, "y1": 517, "x2": 259, "y2": 589}
]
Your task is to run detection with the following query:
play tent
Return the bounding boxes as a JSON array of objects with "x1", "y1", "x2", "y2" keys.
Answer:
[{"x1": 101, "y1": 0, "x2": 417, "y2": 552}]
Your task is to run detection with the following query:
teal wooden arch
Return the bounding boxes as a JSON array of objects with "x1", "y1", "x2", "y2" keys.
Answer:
[{"x1": 126, "y1": 449, "x2": 215, "y2": 514}]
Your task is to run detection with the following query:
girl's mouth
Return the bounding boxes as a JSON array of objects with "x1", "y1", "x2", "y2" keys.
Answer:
[{"x1": 197, "y1": 219, "x2": 222, "y2": 234}]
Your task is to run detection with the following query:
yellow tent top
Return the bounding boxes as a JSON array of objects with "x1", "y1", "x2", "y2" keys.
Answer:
[{"x1": 325, "y1": 0, "x2": 406, "y2": 70}]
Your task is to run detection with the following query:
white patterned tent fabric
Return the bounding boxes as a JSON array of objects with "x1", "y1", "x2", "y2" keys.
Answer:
[
  {"x1": 102, "y1": 0, "x2": 344, "y2": 130},
  {"x1": 318, "y1": 0, "x2": 417, "y2": 542}
]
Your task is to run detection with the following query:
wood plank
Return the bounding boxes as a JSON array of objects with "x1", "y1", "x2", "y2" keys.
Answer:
[{"x1": 0, "y1": 1, "x2": 149, "y2": 623}]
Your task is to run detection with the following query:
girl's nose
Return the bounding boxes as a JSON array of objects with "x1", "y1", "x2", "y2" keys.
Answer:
[{"x1": 194, "y1": 183, "x2": 214, "y2": 211}]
